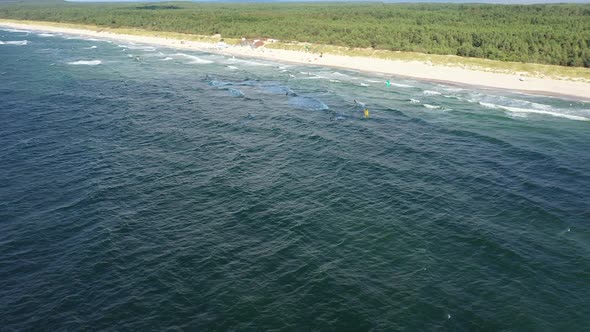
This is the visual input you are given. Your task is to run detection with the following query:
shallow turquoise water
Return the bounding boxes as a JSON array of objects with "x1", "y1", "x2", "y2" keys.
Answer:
[{"x1": 1, "y1": 28, "x2": 589, "y2": 331}]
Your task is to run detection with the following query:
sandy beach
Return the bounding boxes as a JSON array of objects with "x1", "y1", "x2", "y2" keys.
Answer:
[{"x1": 2, "y1": 20, "x2": 590, "y2": 101}]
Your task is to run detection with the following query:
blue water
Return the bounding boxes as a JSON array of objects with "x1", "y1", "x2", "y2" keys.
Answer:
[{"x1": 1, "y1": 28, "x2": 589, "y2": 331}]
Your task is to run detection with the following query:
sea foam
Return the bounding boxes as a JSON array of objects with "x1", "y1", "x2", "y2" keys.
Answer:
[
  {"x1": 174, "y1": 53, "x2": 214, "y2": 64},
  {"x1": 479, "y1": 102, "x2": 589, "y2": 121},
  {"x1": 0, "y1": 40, "x2": 28, "y2": 45},
  {"x1": 68, "y1": 60, "x2": 102, "y2": 66},
  {"x1": 423, "y1": 90, "x2": 441, "y2": 96},
  {"x1": 391, "y1": 83, "x2": 414, "y2": 88},
  {"x1": 0, "y1": 28, "x2": 30, "y2": 33}
]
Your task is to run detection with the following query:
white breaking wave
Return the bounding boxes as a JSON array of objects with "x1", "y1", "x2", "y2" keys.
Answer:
[
  {"x1": 479, "y1": 102, "x2": 498, "y2": 109},
  {"x1": 189, "y1": 59, "x2": 214, "y2": 64},
  {"x1": 423, "y1": 90, "x2": 441, "y2": 96},
  {"x1": 128, "y1": 45, "x2": 156, "y2": 51},
  {"x1": 391, "y1": 83, "x2": 414, "y2": 88},
  {"x1": 0, "y1": 40, "x2": 28, "y2": 45},
  {"x1": 227, "y1": 58, "x2": 271, "y2": 66},
  {"x1": 118, "y1": 44, "x2": 156, "y2": 51},
  {"x1": 439, "y1": 86, "x2": 463, "y2": 92},
  {"x1": 423, "y1": 104, "x2": 442, "y2": 109},
  {"x1": 37, "y1": 33, "x2": 54, "y2": 37},
  {"x1": 0, "y1": 28, "x2": 30, "y2": 33},
  {"x1": 160, "y1": 57, "x2": 173, "y2": 61},
  {"x1": 479, "y1": 102, "x2": 589, "y2": 121},
  {"x1": 227, "y1": 65, "x2": 238, "y2": 70},
  {"x1": 174, "y1": 53, "x2": 213, "y2": 64},
  {"x1": 68, "y1": 60, "x2": 102, "y2": 66},
  {"x1": 332, "y1": 71, "x2": 355, "y2": 79},
  {"x1": 410, "y1": 99, "x2": 421, "y2": 104},
  {"x1": 84, "y1": 45, "x2": 98, "y2": 49}
]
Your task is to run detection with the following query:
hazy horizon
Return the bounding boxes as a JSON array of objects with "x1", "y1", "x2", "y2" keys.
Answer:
[{"x1": 62, "y1": 0, "x2": 590, "y2": 3}]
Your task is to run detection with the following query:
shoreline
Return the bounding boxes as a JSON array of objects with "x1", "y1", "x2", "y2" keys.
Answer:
[{"x1": 2, "y1": 20, "x2": 590, "y2": 101}]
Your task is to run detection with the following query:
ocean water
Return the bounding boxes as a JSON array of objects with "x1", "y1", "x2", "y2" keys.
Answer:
[{"x1": 1, "y1": 28, "x2": 589, "y2": 331}]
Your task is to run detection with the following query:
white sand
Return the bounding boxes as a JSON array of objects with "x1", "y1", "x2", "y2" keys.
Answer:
[{"x1": 2, "y1": 20, "x2": 590, "y2": 101}]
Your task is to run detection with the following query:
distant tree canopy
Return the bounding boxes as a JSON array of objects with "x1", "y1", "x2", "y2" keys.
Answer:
[{"x1": 1, "y1": 2, "x2": 590, "y2": 67}]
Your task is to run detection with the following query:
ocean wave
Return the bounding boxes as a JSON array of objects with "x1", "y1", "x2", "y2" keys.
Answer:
[
  {"x1": 439, "y1": 86, "x2": 463, "y2": 92},
  {"x1": 174, "y1": 53, "x2": 214, "y2": 64},
  {"x1": 117, "y1": 44, "x2": 157, "y2": 52},
  {"x1": 226, "y1": 88, "x2": 245, "y2": 98},
  {"x1": 423, "y1": 90, "x2": 441, "y2": 96},
  {"x1": 289, "y1": 96, "x2": 329, "y2": 111},
  {"x1": 391, "y1": 83, "x2": 414, "y2": 88},
  {"x1": 160, "y1": 57, "x2": 173, "y2": 61},
  {"x1": 67, "y1": 60, "x2": 102, "y2": 66},
  {"x1": 208, "y1": 80, "x2": 233, "y2": 87},
  {"x1": 0, "y1": 40, "x2": 28, "y2": 45},
  {"x1": 479, "y1": 102, "x2": 589, "y2": 121},
  {"x1": 332, "y1": 71, "x2": 354, "y2": 78},
  {"x1": 227, "y1": 58, "x2": 272, "y2": 66},
  {"x1": 409, "y1": 99, "x2": 421, "y2": 104},
  {"x1": 261, "y1": 84, "x2": 295, "y2": 96},
  {"x1": 353, "y1": 100, "x2": 366, "y2": 108},
  {"x1": 189, "y1": 59, "x2": 214, "y2": 64},
  {"x1": 479, "y1": 102, "x2": 499, "y2": 109},
  {"x1": 0, "y1": 28, "x2": 30, "y2": 33},
  {"x1": 423, "y1": 104, "x2": 441, "y2": 109},
  {"x1": 84, "y1": 46, "x2": 98, "y2": 50},
  {"x1": 227, "y1": 65, "x2": 238, "y2": 70},
  {"x1": 37, "y1": 33, "x2": 54, "y2": 37},
  {"x1": 127, "y1": 45, "x2": 157, "y2": 51},
  {"x1": 503, "y1": 106, "x2": 589, "y2": 121}
]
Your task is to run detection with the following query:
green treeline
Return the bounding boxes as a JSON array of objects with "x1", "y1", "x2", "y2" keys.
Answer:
[{"x1": 1, "y1": 2, "x2": 590, "y2": 67}]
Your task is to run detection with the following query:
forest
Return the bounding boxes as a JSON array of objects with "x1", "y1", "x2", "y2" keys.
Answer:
[{"x1": 1, "y1": 2, "x2": 590, "y2": 67}]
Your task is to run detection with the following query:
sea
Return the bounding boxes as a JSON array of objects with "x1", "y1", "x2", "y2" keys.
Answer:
[{"x1": 1, "y1": 28, "x2": 589, "y2": 331}]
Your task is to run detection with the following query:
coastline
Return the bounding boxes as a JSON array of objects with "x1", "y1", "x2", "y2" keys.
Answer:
[{"x1": 2, "y1": 20, "x2": 590, "y2": 101}]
